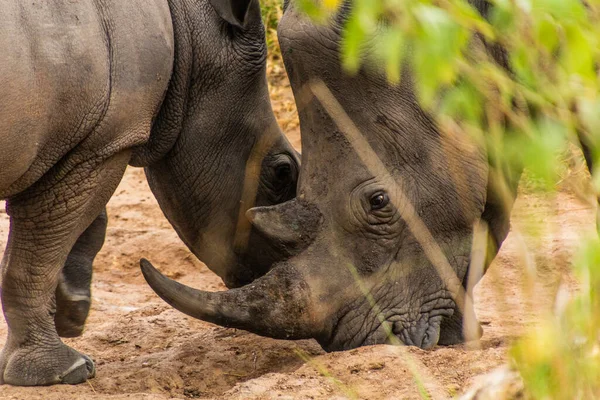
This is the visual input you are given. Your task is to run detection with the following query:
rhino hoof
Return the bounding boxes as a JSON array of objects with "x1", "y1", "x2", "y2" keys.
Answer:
[
  {"x1": 1, "y1": 342, "x2": 95, "y2": 386},
  {"x1": 61, "y1": 354, "x2": 96, "y2": 384}
]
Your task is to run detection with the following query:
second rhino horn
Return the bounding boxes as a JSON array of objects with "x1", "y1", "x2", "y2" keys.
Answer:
[{"x1": 246, "y1": 199, "x2": 322, "y2": 255}]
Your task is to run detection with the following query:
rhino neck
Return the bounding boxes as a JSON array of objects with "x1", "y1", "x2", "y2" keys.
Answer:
[{"x1": 129, "y1": 0, "x2": 201, "y2": 167}]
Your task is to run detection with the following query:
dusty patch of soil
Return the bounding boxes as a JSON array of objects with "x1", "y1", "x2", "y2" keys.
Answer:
[{"x1": 0, "y1": 76, "x2": 595, "y2": 399}]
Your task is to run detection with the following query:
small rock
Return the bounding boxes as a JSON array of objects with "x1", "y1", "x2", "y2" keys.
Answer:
[
  {"x1": 459, "y1": 365, "x2": 524, "y2": 400},
  {"x1": 368, "y1": 362, "x2": 385, "y2": 370},
  {"x1": 447, "y1": 383, "x2": 461, "y2": 396},
  {"x1": 184, "y1": 387, "x2": 202, "y2": 398}
]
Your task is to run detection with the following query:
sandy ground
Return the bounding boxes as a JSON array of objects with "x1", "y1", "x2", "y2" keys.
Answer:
[{"x1": 0, "y1": 74, "x2": 595, "y2": 399}]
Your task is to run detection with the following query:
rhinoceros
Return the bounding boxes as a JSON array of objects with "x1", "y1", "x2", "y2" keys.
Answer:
[
  {"x1": 142, "y1": 0, "x2": 598, "y2": 353},
  {"x1": 0, "y1": 0, "x2": 298, "y2": 386}
]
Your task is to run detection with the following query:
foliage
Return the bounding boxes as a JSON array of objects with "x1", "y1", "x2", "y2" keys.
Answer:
[
  {"x1": 292, "y1": 0, "x2": 600, "y2": 397},
  {"x1": 296, "y1": 0, "x2": 600, "y2": 191},
  {"x1": 511, "y1": 237, "x2": 600, "y2": 398}
]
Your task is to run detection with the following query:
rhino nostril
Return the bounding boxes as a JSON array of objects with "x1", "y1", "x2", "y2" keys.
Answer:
[
  {"x1": 403, "y1": 320, "x2": 441, "y2": 350},
  {"x1": 390, "y1": 320, "x2": 441, "y2": 349},
  {"x1": 420, "y1": 323, "x2": 441, "y2": 350}
]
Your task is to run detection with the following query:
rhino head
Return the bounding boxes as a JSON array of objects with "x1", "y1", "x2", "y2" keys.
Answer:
[
  {"x1": 141, "y1": 1, "x2": 489, "y2": 350},
  {"x1": 133, "y1": 0, "x2": 300, "y2": 289}
]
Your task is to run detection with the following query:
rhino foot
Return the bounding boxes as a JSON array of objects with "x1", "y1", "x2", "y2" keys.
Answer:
[
  {"x1": 54, "y1": 209, "x2": 107, "y2": 338},
  {"x1": 0, "y1": 341, "x2": 95, "y2": 386},
  {"x1": 55, "y1": 279, "x2": 91, "y2": 338}
]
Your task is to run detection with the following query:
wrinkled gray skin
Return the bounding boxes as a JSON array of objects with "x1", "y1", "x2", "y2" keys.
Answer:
[
  {"x1": 142, "y1": 0, "x2": 599, "y2": 353},
  {"x1": 0, "y1": 0, "x2": 297, "y2": 386}
]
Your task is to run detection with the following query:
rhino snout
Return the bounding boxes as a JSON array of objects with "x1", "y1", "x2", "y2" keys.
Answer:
[{"x1": 392, "y1": 315, "x2": 444, "y2": 350}]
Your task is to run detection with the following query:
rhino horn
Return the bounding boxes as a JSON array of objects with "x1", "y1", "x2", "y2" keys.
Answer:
[
  {"x1": 246, "y1": 199, "x2": 322, "y2": 253},
  {"x1": 140, "y1": 258, "x2": 320, "y2": 340}
]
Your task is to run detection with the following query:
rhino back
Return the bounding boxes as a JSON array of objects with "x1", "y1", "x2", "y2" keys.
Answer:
[{"x1": 0, "y1": 0, "x2": 174, "y2": 198}]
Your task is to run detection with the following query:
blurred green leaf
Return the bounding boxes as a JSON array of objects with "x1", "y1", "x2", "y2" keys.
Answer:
[
  {"x1": 533, "y1": 15, "x2": 559, "y2": 54},
  {"x1": 439, "y1": 79, "x2": 484, "y2": 124},
  {"x1": 561, "y1": 23, "x2": 596, "y2": 83},
  {"x1": 532, "y1": 0, "x2": 587, "y2": 22},
  {"x1": 412, "y1": 5, "x2": 469, "y2": 106},
  {"x1": 375, "y1": 27, "x2": 405, "y2": 84},
  {"x1": 341, "y1": 11, "x2": 366, "y2": 73}
]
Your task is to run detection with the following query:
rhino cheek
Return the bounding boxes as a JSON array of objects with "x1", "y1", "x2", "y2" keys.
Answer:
[
  {"x1": 144, "y1": 111, "x2": 295, "y2": 287},
  {"x1": 144, "y1": 155, "x2": 243, "y2": 280}
]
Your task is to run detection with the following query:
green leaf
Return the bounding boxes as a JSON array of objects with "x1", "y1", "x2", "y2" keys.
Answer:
[
  {"x1": 490, "y1": 1, "x2": 516, "y2": 34},
  {"x1": 533, "y1": 15, "x2": 559, "y2": 54},
  {"x1": 341, "y1": 11, "x2": 365, "y2": 73},
  {"x1": 412, "y1": 5, "x2": 469, "y2": 106},
  {"x1": 532, "y1": 0, "x2": 587, "y2": 22},
  {"x1": 439, "y1": 79, "x2": 484, "y2": 124},
  {"x1": 561, "y1": 23, "x2": 596, "y2": 83},
  {"x1": 510, "y1": 43, "x2": 537, "y2": 88},
  {"x1": 446, "y1": 0, "x2": 496, "y2": 40},
  {"x1": 374, "y1": 27, "x2": 405, "y2": 84}
]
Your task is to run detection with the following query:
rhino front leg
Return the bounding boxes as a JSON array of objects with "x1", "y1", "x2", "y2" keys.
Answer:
[
  {"x1": 0, "y1": 151, "x2": 130, "y2": 386},
  {"x1": 55, "y1": 208, "x2": 108, "y2": 338}
]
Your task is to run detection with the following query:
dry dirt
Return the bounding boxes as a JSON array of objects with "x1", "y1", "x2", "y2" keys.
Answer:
[{"x1": 0, "y1": 74, "x2": 595, "y2": 400}]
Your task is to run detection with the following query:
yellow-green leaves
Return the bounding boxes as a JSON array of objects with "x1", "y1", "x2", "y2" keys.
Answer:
[
  {"x1": 412, "y1": 5, "x2": 469, "y2": 106},
  {"x1": 512, "y1": 237, "x2": 600, "y2": 399},
  {"x1": 323, "y1": 0, "x2": 341, "y2": 11},
  {"x1": 562, "y1": 23, "x2": 596, "y2": 83},
  {"x1": 532, "y1": 0, "x2": 587, "y2": 22},
  {"x1": 533, "y1": 14, "x2": 559, "y2": 54},
  {"x1": 439, "y1": 79, "x2": 483, "y2": 125},
  {"x1": 374, "y1": 27, "x2": 404, "y2": 84},
  {"x1": 519, "y1": 118, "x2": 569, "y2": 190}
]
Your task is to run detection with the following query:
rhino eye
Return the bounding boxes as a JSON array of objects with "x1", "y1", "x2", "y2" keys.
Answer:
[
  {"x1": 266, "y1": 154, "x2": 297, "y2": 199},
  {"x1": 369, "y1": 192, "x2": 389, "y2": 210},
  {"x1": 274, "y1": 164, "x2": 291, "y2": 182}
]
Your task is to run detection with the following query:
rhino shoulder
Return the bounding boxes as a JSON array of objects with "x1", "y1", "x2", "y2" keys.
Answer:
[{"x1": 0, "y1": 0, "x2": 174, "y2": 196}]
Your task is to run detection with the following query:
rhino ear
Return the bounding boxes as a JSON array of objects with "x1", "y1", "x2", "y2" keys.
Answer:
[
  {"x1": 246, "y1": 199, "x2": 322, "y2": 252},
  {"x1": 208, "y1": 0, "x2": 255, "y2": 29}
]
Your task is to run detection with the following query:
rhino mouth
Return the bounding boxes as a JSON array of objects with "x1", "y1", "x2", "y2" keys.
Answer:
[
  {"x1": 391, "y1": 315, "x2": 445, "y2": 350},
  {"x1": 318, "y1": 292, "x2": 456, "y2": 351}
]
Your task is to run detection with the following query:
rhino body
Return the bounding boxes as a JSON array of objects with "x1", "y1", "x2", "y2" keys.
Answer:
[{"x1": 0, "y1": 0, "x2": 298, "y2": 386}]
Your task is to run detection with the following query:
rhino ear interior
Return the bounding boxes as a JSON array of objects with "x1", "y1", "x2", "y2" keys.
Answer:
[{"x1": 208, "y1": 0, "x2": 254, "y2": 29}]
